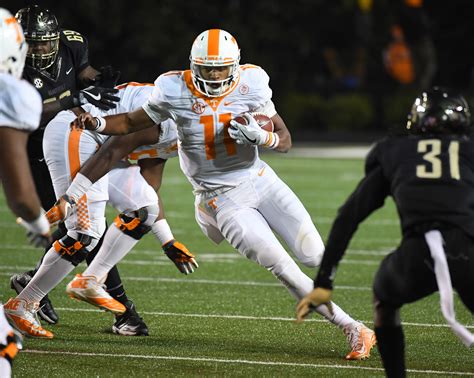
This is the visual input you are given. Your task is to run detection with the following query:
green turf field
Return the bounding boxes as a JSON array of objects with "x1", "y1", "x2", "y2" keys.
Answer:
[{"x1": 1, "y1": 154, "x2": 472, "y2": 377}]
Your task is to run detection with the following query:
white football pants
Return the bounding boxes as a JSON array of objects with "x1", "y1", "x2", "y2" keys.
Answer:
[{"x1": 195, "y1": 161, "x2": 325, "y2": 300}]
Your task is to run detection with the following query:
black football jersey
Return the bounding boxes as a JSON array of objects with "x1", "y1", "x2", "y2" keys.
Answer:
[
  {"x1": 370, "y1": 134, "x2": 474, "y2": 236},
  {"x1": 24, "y1": 30, "x2": 90, "y2": 159},
  {"x1": 316, "y1": 133, "x2": 474, "y2": 288}
]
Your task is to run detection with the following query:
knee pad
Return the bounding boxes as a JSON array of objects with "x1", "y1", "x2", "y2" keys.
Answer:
[
  {"x1": 53, "y1": 233, "x2": 96, "y2": 266},
  {"x1": 114, "y1": 204, "x2": 158, "y2": 240}
]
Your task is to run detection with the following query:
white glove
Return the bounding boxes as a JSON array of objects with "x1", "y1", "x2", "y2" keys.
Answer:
[
  {"x1": 17, "y1": 210, "x2": 52, "y2": 248},
  {"x1": 229, "y1": 113, "x2": 271, "y2": 146}
]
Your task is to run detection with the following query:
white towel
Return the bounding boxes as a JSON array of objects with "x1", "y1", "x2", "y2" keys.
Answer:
[{"x1": 424, "y1": 230, "x2": 474, "y2": 347}]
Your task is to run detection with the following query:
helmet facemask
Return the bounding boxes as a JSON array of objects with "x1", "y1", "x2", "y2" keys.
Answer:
[
  {"x1": 191, "y1": 61, "x2": 239, "y2": 97},
  {"x1": 189, "y1": 29, "x2": 240, "y2": 98},
  {"x1": 26, "y1": 35, "x2": 59, "y2": 70}
]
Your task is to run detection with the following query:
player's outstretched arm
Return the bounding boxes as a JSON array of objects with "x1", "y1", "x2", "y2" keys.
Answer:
[
  {"x1": 73, "y1": 108, "x2": 155, "y2": 135},
  {"x1": 0, "y1": 128, "x2": 51, "y2": 246}
]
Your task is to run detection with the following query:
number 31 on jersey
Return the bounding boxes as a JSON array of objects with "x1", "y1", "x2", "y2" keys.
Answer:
[{"x1": 416, "y1": 139, "x2": 460, "y2": 180}]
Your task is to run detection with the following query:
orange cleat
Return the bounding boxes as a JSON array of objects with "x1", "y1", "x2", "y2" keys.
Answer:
[
  {"x1": 3, "y1": 298, "x2": 53, "y2": 339},
  {"x1": 66, "y1": 274, "x2": 126, "y2": 314},
  {"x1": 344, "y1": 323, "x2": 377, "y2": 360}
]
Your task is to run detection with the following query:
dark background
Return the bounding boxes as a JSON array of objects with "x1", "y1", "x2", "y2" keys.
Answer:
[{"x1": 5, "y1": 0, "x2": 474, "y2": 141}]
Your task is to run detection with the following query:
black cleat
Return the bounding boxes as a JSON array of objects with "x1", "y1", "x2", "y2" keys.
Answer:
[
  {"x1": 112, "y1": 300, "x2": 149, "y2": 336},
  {"x1": 10, "y1": 272, "x2": 59, "y2": 325}
]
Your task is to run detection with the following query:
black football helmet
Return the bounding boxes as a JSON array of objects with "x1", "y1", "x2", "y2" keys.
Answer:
[
  {"x1": 406, "y1": 87, "x2": 472, "y2": 135},
  {"x1": 15, "y1": 5, "x2": 59, "y2": 70}
]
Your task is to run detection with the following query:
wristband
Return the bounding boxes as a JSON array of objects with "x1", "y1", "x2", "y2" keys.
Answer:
[
  {"x1": 66, "y1": 172, "x2": 93, "y2": 201},
  {"x1": 93, "y1": 116, "x2": 106, "y2": 132},
  {"x1": 152, "y1": 219, "x2": 174, "y2": 245},
  {"x1": 264, "y1": 132, "x2": 280, "y2": 149}
]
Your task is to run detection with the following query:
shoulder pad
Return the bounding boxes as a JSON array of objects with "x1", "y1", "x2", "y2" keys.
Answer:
[{"x1": 155, "y1": 71, "x2": 186, "y2": 98}]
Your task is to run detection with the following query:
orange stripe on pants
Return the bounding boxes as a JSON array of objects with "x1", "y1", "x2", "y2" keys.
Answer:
[
  {"x1": 67, "y1": 128, "x2": 90, "y2": 230},
  {"x1": 68, "y1": 128, "x2": 82, "y2": 180}
]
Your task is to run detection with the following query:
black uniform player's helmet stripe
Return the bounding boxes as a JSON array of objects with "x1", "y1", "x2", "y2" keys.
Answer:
[
  {"x1": 15, "y1": 5, "x2": 59, "y2": 71},
  {"x1": 406, "y1": 87, "x2": 472, "y2": 135}
]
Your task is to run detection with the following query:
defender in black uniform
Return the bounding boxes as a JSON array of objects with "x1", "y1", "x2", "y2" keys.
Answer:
[
  {"x1": 296, "y1": 87, "x2": 474, "y2": 377},
  {"x1": 10, "y1": 5, "x2": 149, "y2": 336}
]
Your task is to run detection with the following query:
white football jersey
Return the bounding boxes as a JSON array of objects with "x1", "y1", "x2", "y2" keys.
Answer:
[
  {"x1": 142, "y1": 65, "x2": 277, "y2": 191},
  {"x1": 0, "y1": 72, "x2": 42, "y2": 131}
]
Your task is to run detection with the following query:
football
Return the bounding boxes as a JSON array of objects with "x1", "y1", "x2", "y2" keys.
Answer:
[{"x1": 233, "y1": 112, "x2": 274, "y2": 132}]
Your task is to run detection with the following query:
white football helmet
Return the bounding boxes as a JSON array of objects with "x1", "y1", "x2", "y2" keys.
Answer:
[
  {"x1": 0, "y1": 8, "x2": 27, "y2": 79},
  {"x1": 190, "y1": 29, "x2": 240, "y2": 97}
]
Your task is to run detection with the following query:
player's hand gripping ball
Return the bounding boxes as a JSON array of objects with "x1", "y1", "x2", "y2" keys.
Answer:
[{"x1": 233, "y1": 112, "x2": 274, "y2": 132}]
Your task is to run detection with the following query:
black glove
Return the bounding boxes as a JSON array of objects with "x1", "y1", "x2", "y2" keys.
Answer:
[
  {"x1": 76, "y1": 86, "x2": 120, "y2": 110},
  {"x1": 60, "y1": 85, "x2": 120, "y2": 111},
  {"x1": 163, "y1": 240, "x2": 199, "y2": 274},
  {"x1": 93, "y1": 65, "x2": 121, "y2": 88}
]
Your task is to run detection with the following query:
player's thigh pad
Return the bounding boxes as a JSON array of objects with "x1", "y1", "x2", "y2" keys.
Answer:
[
  {"x1": 194, "y1": 196, "x2": 225, "y2": 244},
  {"x1": 254, "y1": 164, "x2": 325, "y2": 267},
  {"x1": 373, "y1": 235, "x2": 438, "y2": 307},
  {"x1": 108, "y1": 165, "x2": 158, "y2": 214},
  {"x1": 64, "y1": 198, "x2": 107, "y2": 240}
]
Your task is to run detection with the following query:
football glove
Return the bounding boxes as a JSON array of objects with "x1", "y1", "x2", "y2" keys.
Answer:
[
  {"x1": 295, "y1": 287, "x2": 334, "y2": 323},
  {"x1": 92, "y1": 65, "x2": 121, "y2": 88},
  {"x1": 163, "y1": 240, "x2": 199, "y2": 274},
  {"x1": 45, "y1": 194, "x2": 76, "y2": 226},
  {"x1": 16, "y1": 211, "x2": 51, "y2": 248},
  {"x1": 74, "y1": 86, "x2": 120, "y2": 110},
  {"x1": 229, "y1": 113, "x2": 270, "y2": 146}
]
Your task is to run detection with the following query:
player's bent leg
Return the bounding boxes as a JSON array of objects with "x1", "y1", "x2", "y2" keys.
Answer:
[
  {"x1": 68, "y1": 204, "x2": 158, "y2": 316},
  {"x1": 255, "y1": 165, "x2": 325, "y2": 268},
  {"x1": 9, "y1": 223, "x2": 67, "y2": 325},
  {"x1": 57, "y1": 230, "x2": 124, "y2": 315},
  {"x1": 82, "y1": 204, "x2": 158, "y2": 280},
  {"x1": 374, "y1": 297, "x2": 406, "y2": 377},
  {"x1": 218, "y1": 206, "x2": 315, "y2": 300}
]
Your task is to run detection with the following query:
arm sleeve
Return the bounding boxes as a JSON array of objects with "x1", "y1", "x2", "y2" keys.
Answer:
[{"x1": 315, "y1": 145, "x2": 390, "y2": 289}]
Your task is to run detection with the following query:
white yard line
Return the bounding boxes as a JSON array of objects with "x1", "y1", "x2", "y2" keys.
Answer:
[{"x1": 22, "y1": 349, "x2": 472, "y2": 375}]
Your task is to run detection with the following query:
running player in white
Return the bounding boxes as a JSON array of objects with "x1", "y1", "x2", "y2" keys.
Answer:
[
  {"x1": 0, "y1": 8, "x2": 47, "y2": 376},
  {"x1": 4, "y1": 82, "x2": 197, "y2": 339},
  {"x1": 59, "y1": 29, "x2": 376, "y2": 360}
]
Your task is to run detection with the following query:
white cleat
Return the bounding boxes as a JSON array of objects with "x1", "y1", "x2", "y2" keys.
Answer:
[
  {"x1": 66, "y1": 274, "x2": 126, "y2": 314},
  {"x1": 344, "y1": 323, "x2": 377, "y2": 360},
  {"x1": 3, "y1": 298, "x2": 53, "y2": 339}
]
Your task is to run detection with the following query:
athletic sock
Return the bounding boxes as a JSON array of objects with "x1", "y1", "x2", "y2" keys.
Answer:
[
  {"x1": 83, "y1": 224, "x2": 139, "y2": 282},
  {"x1": 17, "y1": 248, "x2": 75, "y2": 304},
  {"x1": 315, "y1": 301, "x2": 359, "y2": 329},
  {"x1": 375, "y1": 325, "x2": 406, "y2": 378}
]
